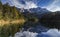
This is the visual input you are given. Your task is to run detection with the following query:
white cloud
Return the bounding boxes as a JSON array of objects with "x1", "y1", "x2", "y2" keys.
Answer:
[
  {"x1": 12, "y1": 0, "x2": 60, "y2": 11},
  {"x1": 14, "y1": 31, "x2": 38, "y2": 37},
  {"x1": 1, "y1": 0, "x2": 38, "y2": 9},
  {"x1": 25, "y1": 1, "x2": 38, "y2": 9},
  {"x1": 4, "y1": 0, "x2": 38, "y2": 9},
  {"x1": 39, "y1": 29, "x2": 60, "y2": 37},
  {"x1": 1, "y1": 0, "x2": 60, "y2": 11},
  {"x1": 45, "y1": 0, "x2": 60, "y2": 12}
]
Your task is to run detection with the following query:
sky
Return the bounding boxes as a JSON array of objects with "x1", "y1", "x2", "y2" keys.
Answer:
[{"x1": 1, "y1": 0, "x2": 60, "y2": 12}]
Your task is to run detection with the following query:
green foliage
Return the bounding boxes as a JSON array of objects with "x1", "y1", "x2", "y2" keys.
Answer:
[
  {"x1": 0, "y1": 2, "x2": 24, "y2": 20},
  {"x1": 0, "y1": 1, "x2": 3, "y2": 19},
  {"x1": 0, "y1": 2, "x2": 25, "y2": 37},
  {"x1": 0, "y1": 24, "x2": 23, "y2": 37}
]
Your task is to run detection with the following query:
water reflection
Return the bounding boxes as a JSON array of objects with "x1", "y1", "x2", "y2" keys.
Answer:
[
  {"x1": 14, "y1": 28, "x2": 60, "y2": 37},
  {"x1": 14, "y1": 21, "x2": 60, "y2": 37},
  {"x1": 23, "y1": 21, "x2": 49, "y2": 33}
]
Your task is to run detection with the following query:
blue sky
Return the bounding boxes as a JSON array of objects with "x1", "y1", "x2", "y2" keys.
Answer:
[{"x1": 1, "y1": 0, "x2": 60, "y2": 12}]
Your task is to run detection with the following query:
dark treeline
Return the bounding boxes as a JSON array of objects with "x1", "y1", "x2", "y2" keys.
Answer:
[{"x1": 40, "y1": 11, "x2": 60, "y2": 29}]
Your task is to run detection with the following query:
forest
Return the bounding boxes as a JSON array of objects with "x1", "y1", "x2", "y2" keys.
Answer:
[{"x1": 0, "y1": 1, "x2": 26, "y2": 37}]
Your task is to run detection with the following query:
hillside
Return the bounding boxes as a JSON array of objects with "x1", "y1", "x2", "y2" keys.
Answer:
[
  {"x1": 40, "y1": 11, "x2": 60, "y2": 29},
  {"x1": 0, "y1": 2, "x2": 25, "y2": 25}
]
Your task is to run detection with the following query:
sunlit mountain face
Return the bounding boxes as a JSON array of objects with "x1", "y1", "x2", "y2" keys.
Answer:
[{"x1": 1, "y1": 0, "x2": 60, "y2": 12}]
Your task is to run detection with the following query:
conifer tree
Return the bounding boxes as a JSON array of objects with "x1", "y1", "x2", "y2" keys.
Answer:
[
  {"x1": 0, "y1": 1, "x2": 3, "y2": 19},
  {"x1": 13, "y1": 6, "x2": 20, "y2": 19}
]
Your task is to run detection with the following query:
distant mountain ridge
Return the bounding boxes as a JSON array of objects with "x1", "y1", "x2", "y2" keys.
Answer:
[
  {"x1": 19, "y1": 7, "x2": 50, "y2": 13},
  {"x1": 18, "y1": 7, "x2": 51, "y2": 19}
]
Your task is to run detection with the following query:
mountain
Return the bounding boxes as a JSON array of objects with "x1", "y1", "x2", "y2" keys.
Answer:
[
  {"x1": 19, "y1": 7, "x2": 50, "y2": 13},
  {"x1": 40, "y1": 11, "x2": 60, "y2": 29},
  {"x1": 18, "y1": 7, "x2": 51, "y2": 19},
  {"x1": 29, "y1": 7, "x2": 51, "y2": 18},
  {"x1": 29, "y1": 7, "x2": 50, "y2": 13}
]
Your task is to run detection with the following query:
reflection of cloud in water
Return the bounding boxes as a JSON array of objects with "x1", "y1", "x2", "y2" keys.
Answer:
[
  {"x1": 14, "y1": 31, "x2": 38, "y2": 37},
  {"x1": 14, "y1": 29, "x2": 60, "y2": 37},
  {"x1": 37, "y1": 29, "x2": 60, "y2": 37}
]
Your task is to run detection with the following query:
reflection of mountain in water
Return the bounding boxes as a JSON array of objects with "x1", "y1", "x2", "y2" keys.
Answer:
[
  {"x1": 14, "y1": 21, "x2": 60, "y2": 37},
  {"x1": 14, "y1": 21, "x2": 49, "y2": 37},
  {"x1": 23, "y1": 21, "x2": 49, "y2": 33}
]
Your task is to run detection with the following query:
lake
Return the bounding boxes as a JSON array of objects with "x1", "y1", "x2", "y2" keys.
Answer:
[{"x1": 14, "y1": 21, "x2": 60, "y2": 37}]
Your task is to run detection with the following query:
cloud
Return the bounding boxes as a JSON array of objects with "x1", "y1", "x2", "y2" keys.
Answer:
[
  {"x1": 13, "y1": 0, "x2": 38, "y2": 9},
  {"x1": 8, "y1": 0, "x2": 60, "y2": 11},
  {"x1": 45, "y1": 0, "x2": 60, "y2": 12},
  {"x1": 37, "y1": 29, "x2": 60, "y2": 37},
  {"x1": 14, "y1": 31, "x2": 38, "y2": 37},
  {"x1": 1, "y1": 0, "x2": 38, "y2": 9},
  {"x1": 1, "y1": 0, "x2": 60, "y2": 11},
  {"x1": 14, "y1": 29, "x2": 60, "y2": 37}
]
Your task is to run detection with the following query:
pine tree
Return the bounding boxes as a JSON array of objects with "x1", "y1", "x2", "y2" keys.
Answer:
[
  {"x1": 0, "y1": 1, "x2": 3, "y2": 19},
  {"x1": 13, "y1": 6, "x2": 20, "y2": 19},
  {"x1": 2, "y1": 3, "x2": 9, "y2": 19}
]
